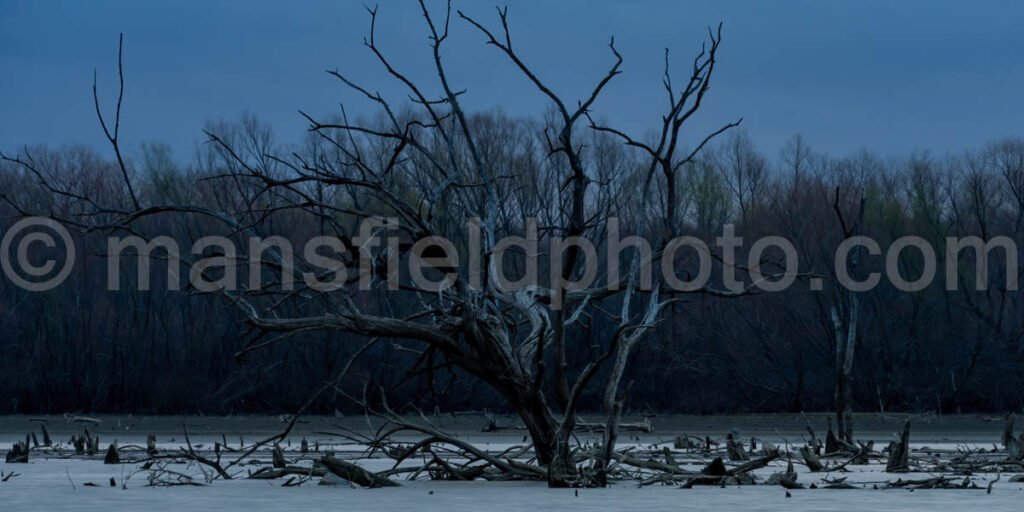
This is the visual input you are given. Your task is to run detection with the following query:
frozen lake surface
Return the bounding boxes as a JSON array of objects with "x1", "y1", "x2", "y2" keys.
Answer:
[
  {"x1": 6, "y1": 463, "x2": 1024, "y2": 512},
  {"x1": 2, "y1": 413, "x2": 1022, "y2": 511}
]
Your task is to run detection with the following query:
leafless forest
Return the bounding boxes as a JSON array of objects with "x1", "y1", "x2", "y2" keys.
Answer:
[{"x1": 2, "y1": 1, "x2": 1023, "y2": 493}]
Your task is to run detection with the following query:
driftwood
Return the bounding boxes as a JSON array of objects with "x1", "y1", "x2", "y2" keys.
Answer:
[
  {"x1": 800, "y1": 445, "x2": 824, "y2": 472},
  {"x1": 725, "y1": 434, "x2": 750, "y2": 461},
  {"x1": 673, "y1": 434, "x2": 701, "y2": 450},
  {"x1": 482, "y1": 416, "x2": 653, "y2": 434},
  {"x1": 886, "y1": 476, "x2": 978, "y2": 490},
  {"x1": 827, "y1": 442, "x2": 873, "y2": 472},
  {"x1": 766, "y1": 460, "x2": 802, "y2": 489},
  {"x1": 610, "y1": 451, "x2": 692, "y2": 474},
  {"x1": 249, "y1": 466, "x2": 327, "y2": 480},
  {"x1": 577, "y1": 418, "x2": 654, "y2": 434},
  {"x1": 885, "y1": 420, "x2": 911, "y2": 472},
  {"x1": 320, "y1": 456, "x2": 399, "y2": 488},
  {"x1": 728, "y1": 450, "x2": 780, "y2": 474},
  {"x1": 680, "y1": 451, "x2": 780, "y2": 487},
  {"x1": 680, "y1": 457, "x2": 730, "y2": 487},
  {"x1": 64, "y1": 414, "x2": 102, "y2": 424}
]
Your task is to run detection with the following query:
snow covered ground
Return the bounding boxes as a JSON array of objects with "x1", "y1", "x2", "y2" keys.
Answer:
[{"x1": 2, "y1": 413, "x2": 1022, "y2": 511}]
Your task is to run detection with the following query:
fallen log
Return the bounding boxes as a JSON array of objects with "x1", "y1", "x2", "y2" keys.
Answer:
[
  {"x1": 727, "y1": 451, "x2": 780, "y2": 475},
  {"x1": 681, "y1": 457, "x2": 729, "y2": 487},
  {"x1": 680, "y1": 452, "x2": 779, "y2": 488},
  {"x1": 767, "y1": 461, "x2": 802, "y2": 489},
  {"x1": 886, "y1": 476, "x2": 977, "y2": 490},
  {"x1": 609, "y1": 451, "x2": 691, "y2": 474},
  {"x1": 799, "y1": 446, "x2": 823, "y2": 472},
  {"x1": 481, "y1": 417, "x2": 653, "y2": 434},
  {"x1": 673, "y1": 434, "x2": 701, "y2": 450},
  {"x1": 828, "y1": 442, "x2": 873, "y2": 472},
  {"x1": 64, "y1": 414, "x2": 102, "y2": 424},
  {"x1": 320, "y1": 456, "x2": 399, "y2": 488},
  {"x1": 576, "y1": 419, "x2": 654, "y2": 434},
  {"x1": 249, "y1": 466, "x2": 327, "y2": 480}
]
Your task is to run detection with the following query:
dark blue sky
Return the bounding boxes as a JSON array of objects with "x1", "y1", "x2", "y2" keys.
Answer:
[{"x1": 2, "y1": 0, "x2": 1022, "y2": 163}]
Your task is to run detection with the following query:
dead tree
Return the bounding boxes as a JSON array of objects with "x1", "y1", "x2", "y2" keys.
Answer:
[
  {"x1": 1005, "y1": 415, "x2": 1023, "y2": 461},
  {"x1": 3, "y1": 2, "x2": 757, "y2": 488},
  {"x1": 831, "y1": 187, "x2": 866, "y2": 444}
]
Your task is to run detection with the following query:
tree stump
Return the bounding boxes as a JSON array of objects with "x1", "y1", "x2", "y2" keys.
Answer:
[
  {"x1": 41, "y1": 424, "x2": 52, "y2": 447},
  {"x1": 1003, "y1": 415, "x2": 1015, "y2": 447},
  {"x1": 825, "y1": 422, "x2": 842, "y2": 454},
  {"x1": 86, "y1": 432, "x2": 99, "y2": 456},
  {"x1": 72, "y1": 435, "x2": 86, "y2": 455},
  {"x1": 1004, "y1": 415, "x2": 1023, "y2": 461},
  {"x1": 1008, "y1": 433, "x2": 1023, "y2": 462},
  {"x1": 5, "y1": 441, "x2": 28, "y2": 463},
  {"x1": 726, "y1": 434, "x2": 750, "y2": 461},
  {"x1": 886, "y1": 420, "x2": 911, "y2": 472},
  {"x1": 104, "y1": 442, "x2": 120, "y2": 464},
  {"x1": 272, "y1": 445, "x2": 286, "y2": 469}
]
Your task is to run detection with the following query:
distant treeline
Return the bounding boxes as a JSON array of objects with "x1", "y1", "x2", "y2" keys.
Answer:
[{"x1": 2, "y1": 111, "x2": 1022, "y2": 415}]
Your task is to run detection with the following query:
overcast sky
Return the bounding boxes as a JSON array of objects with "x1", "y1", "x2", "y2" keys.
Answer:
[{"x1": 2, "y1": 0, "x2": 1022, "y2": 163}]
